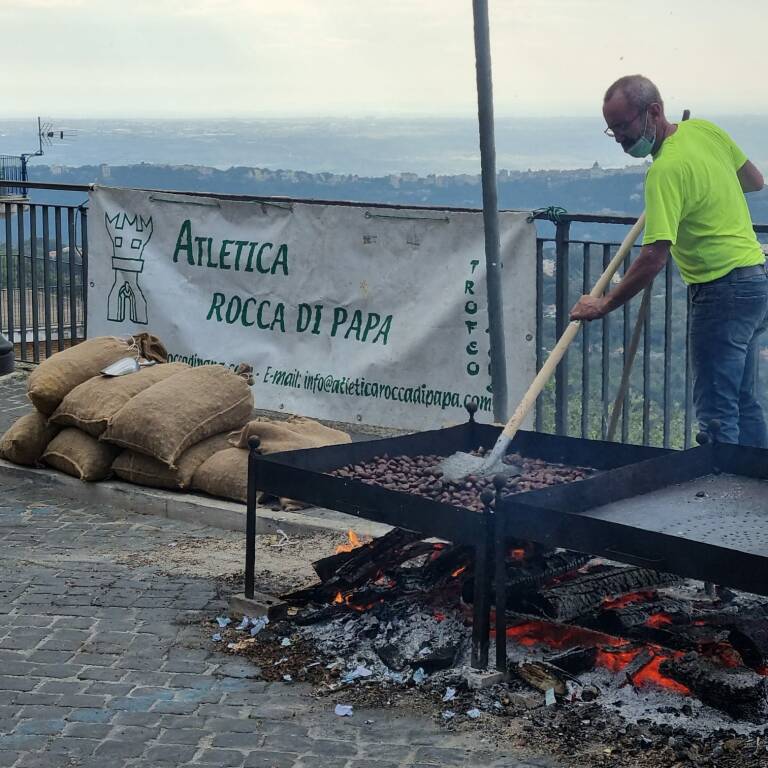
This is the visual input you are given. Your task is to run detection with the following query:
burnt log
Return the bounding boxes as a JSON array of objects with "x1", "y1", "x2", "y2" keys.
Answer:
[
  {"x1": 523, "y1": 567, "x2": 681, "y2": 621},
  {"x1": 660, "y1": 653, "x2": 768, "y2": 722},
  {"x1": 545, "y1": 646, "x2": 598, "y2": 675},
  {"x1": 728, "y1": 620, "x2": 768, "y2": 670},
  {"x1": 312, "y1": 527, "x2": 422, "y2": 582}
]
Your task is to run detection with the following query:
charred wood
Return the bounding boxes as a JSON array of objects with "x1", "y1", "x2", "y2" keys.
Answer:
[
  {"x1": 660, "y1": 653, "x2": 768, "y2": 722},
  {"x1": 521, "y1": 567, "x2": 681, "y2": 621}
]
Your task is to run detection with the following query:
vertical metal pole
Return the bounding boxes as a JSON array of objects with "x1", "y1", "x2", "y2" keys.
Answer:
[
  {"x1": 67, "y1": 208, "x2": 77, "y2": 344},
  {"x1": 244, "y1": 437, "x2": 259, "y2": 600},
  {"x1": 29, "y1": 205, "x2": 40, "y2": 364},
  {"x1": 17, "y1": 206, "x2": 27, "y2": 362},
  {"x1": 534, "y1": 239, "x2": 544, "y2": 432},
  {"x1": 493, "y1": 481, "x2": 507, "y2": 675},
  {"x1": 5, "y1": 205, "x2": 14, "y2": 347},
  {"x1": 472, "y1": 0, "x2": 508, "y2": 422},
  {"x1": 42, "y1": 206, "x2": 52, "y2": 358},
  {"x1": 554, "y1": 220, "x2": 571, "y2": 435},
  {"x1": 471, "y1": 501, "x2": 492, "y2": 669},
  {"x1": 55, "y1": 207, "x2": 65, "y2": 352},
  {"x1": 581, "y1": 243, "x2": 591, "y2": 438},
  {"x1": 81, "y1": 208, "x2": 88, "y2": 340},
  {"x1": 601, "y1": 244, "x2": 611, "y2": 438}
]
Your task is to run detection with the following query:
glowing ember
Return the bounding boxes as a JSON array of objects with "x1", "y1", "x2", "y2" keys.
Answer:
[
  {"x1": 333, "y1": 592, "x2": 344, "y2": 604},
  {"x1": 335, "y1": 529, "x2": 366, "y2": 554},
  {"x1": 632, "y1": 655, "x2": 690, "y2": 695},
  {"x1": 502, "y1": 620, "x2": 623, "y2": 649},
  {"x1": 602, "y1": 590, "x2": 657, "y2": 611},
  {"x1": 703, "y1": 642, "x2": 743, "y2": 668},
  {"x1": 509, "y1": 548, "x2": 526, "y2": 561},
  {"x1": 451, "y1": 565, "x2": 467, "y2": 578},
  {"x1": 434, "y1": 611, "x2": 446, "y2": 622},
  {"x1": 644, "y1": 613, "x2": 674, "y2": 628},
  {"x1": 596, "y1": 646, "x2": 642, "y2": 672}
]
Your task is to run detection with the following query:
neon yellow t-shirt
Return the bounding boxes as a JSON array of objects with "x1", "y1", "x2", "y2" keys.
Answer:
[{"x1": 642, "y1": 119, "x2": 763, "y2": 284}]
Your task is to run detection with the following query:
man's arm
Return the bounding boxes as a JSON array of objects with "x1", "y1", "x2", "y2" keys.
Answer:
[
  {"x1": 738, "y1": 160, "x2": 764, "y2": 193},
  {"x1": 569, "y1": 240, "x2": 670, "y2": 321}
]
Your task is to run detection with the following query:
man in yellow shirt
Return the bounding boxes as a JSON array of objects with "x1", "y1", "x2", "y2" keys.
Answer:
[{"x1": 570, "y1": 75, "x2": 766, "y2": 446}]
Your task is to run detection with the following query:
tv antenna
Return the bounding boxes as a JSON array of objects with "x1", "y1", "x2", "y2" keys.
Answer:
[{"x1": 21, "y1": 116, "x2": 75, "y2": 177}]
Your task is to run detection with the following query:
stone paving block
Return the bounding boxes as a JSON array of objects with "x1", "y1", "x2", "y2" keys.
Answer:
[
  {"x1": 26, "y1": 650, "x2": 75, "y2": 664},
  {"x1": 112, "y1": 710, "x2": 163, "y2": 727},
  {"x1": 0, "y1": 675, "x2": 37, "y2": 691},
  {"x1": 156, "y1": 727, "x2": 206, "y2": 744},
  {"x1": 145, "y1": 744, "x2": 199, "y2": 762},
  {"x1": 349, "y1": 762, "x2": 401, "y2": 768},
  {"x1": 29, "y1": 662, "x2": 85, "y2": 679},
  {"x1": 37, "y1": 680, "x2": 85, "y2": 695},
  {"x1": 244, "y1": 752, "x2": 298, "y2": 768},
  {"x1": 212, "y1": 731, "x2": 268, "y2": 750},
  {"x1": 93, "y1": 738, "x2": 148, "y2": 759},
  {"x1": 78, "y1": 666, "x2": 126, "y2": 682},
  {"x1": 64, "y1": 722, "x2": 114, "y2": 739},
  {"x1": 66, "y1": 708, "x2": 115, "y2": 724},
  {"x1": 306, "y1": 738, "x2": 360, "y2": 758},
  {"x1": 151, "y1": 699, "x2": 201, "y2": 715},
  {"x1": 14, "y1": 717, "x2": 66, "y2": 735},
  {"x1": 195, "y1": 749, "x2": 247, "y2": 766},
  {"x1": 84, "y1": 681, "x2": 135, "y2": 696}
]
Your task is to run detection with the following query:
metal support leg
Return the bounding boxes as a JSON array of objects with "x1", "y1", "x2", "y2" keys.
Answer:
[
  {"x1": 244, "y1": 437, "x2": 260, "y2": 600},
  {"x1": 471, "y1": 498, "x2": 493, "y2": 669},
  {"x1": 493, "y1": 478, "x2": 507, "y2": 675}
]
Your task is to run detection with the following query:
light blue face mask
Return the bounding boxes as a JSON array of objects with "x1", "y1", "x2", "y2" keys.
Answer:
[{"x1": 626, "y1": 111, "x2": 656, "y2": 158}]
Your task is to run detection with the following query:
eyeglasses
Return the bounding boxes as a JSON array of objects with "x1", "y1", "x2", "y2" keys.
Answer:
[{"x1": 604, "y1": 108, "x2": 645, "y2": 138}]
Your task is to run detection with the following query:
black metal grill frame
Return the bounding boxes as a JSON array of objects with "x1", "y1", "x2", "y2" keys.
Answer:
[{"x1": 245, "y1": 418, "x2": 669, "y2": 670}]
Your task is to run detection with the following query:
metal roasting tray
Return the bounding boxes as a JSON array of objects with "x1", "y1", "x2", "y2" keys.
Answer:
[
  {"x1": 508, "y1": 442, "x2": 768, "y2": 596},
  {"x1": 249, "y1": 419, "x2": 669, "y2": 548}
]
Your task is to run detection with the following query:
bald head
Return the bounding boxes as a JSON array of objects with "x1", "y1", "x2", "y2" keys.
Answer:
[{"x1": 604, "y1": 75, "x2": 663, "y2": 111}]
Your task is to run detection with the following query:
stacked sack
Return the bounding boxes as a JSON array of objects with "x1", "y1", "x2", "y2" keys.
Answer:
[
  {"x1": 1, "y1": 334, "x2": 169, "y2": 478},
  {"x1": 1, "y1": 335, "x2": 352, "y2": 508},
  {"x1": 190, "y1": 416, "x2": 352, "y2": 505}
]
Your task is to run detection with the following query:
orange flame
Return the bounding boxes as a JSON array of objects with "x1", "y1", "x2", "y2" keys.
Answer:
[
  {"x1": 451, "y1": 565, "x2": 467, "y2": 578},
  {"x1": 335, "y1": 529, "x2": 366, "y2": 554},
  {"x1": 509, "y1": 548, "x2": 526, "y2": 561}
]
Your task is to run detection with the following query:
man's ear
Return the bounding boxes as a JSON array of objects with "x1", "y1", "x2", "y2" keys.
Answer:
[{"x1": 647, "y1": 102, "x2": 663, "y2": 121}]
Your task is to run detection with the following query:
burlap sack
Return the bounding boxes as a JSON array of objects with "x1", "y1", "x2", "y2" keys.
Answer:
[
  {"x1": 42, "y1": 428, "x2": 120, "y2": 482},
  {"x1": 51, "y1": 362, "x2": 189, "y2": 437},
  {"x1": 0, "y1": 411, "x2": 60, "y2": 466},
  {"x1": 27, "y1": 333, "x2": 167, "y2": 415},
  {"x1": 191, "y1": 447, "x2": 248, "y2": 503},
  {"x1": 112, "y1": 432, "x2": 232, "y2": 490},
  {"x1": 229, "y1": 416, "x2": 351, "y2": 453},
  {"x1": 102, "y1": 365, "x2": 253, "y2": 467}
]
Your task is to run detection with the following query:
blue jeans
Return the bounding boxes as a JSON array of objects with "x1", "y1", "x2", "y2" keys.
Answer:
[{"x1": 689, "y1": 264, "x2": 768, "y2": 447}]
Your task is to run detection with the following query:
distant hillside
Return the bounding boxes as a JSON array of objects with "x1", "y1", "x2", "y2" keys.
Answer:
[{"x1": 28, "y1": 162, "x2": 768, "y2": 242}]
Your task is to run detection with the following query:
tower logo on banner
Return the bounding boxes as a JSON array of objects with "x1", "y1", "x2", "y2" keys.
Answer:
[{"x1": 104, "y1": 211, "x2": 154, "y2": 325}]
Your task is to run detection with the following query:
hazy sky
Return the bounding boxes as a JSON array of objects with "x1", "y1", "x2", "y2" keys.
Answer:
[{"x1": 4, "y1": 0, "x2": 766, "y2": 118}]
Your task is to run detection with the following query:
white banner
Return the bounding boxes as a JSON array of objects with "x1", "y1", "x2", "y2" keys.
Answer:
[{"x1": 87, "y1": 186, "x2": 536, "y2": 430}]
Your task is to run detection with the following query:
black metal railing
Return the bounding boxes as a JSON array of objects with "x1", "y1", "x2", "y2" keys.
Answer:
[
  {"x1": 1, "y1": 181, "x2": 766, "y2": 450},
  {"x1": 0, "y1": 156, "x2": 27, "y2": 198},
  {"x1": 0, "y1": 199, "x2": 87, "y2": 362},
  {"x1": 535, "y1": 214, "x2": 768, "y2": 449}
]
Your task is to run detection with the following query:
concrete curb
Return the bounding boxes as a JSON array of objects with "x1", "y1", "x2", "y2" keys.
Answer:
[{"x1": 0, "y1": 459, "x2": 391, "y2": 538}]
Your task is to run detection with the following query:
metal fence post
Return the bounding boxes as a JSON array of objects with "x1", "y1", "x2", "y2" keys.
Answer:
[{"x1": 554, "y1": 220, "x2": 571, "y2": 435}]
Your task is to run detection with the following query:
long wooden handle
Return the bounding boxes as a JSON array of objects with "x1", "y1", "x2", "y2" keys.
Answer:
[{"x1": 501, "y1": 212, "x2": 646, "y2": 439}]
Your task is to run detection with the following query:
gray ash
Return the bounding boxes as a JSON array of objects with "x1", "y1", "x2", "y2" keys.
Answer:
[{"x1": 330, "y1": 449, "x2": 595, "y2": 511}]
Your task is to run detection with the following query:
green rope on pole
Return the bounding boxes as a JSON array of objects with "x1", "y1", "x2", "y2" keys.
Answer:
[{"x1": 527, "y1": 206, "x2": 568, "y2": 224}]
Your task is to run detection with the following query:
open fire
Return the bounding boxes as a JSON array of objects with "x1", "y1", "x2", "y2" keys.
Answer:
[{"x1": 275, "y1": 524, "x2": 768, "y2": 726}]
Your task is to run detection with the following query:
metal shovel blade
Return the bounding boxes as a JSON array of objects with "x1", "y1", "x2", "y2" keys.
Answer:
[
  {"x1": 437, "y1": 451, "x2": 521, "y2": 484},
  {"x1": 101, "y1": 356, "x2": 141, "y2": 377}
]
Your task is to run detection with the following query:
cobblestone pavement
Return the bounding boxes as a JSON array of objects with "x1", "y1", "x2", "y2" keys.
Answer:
[
  {"x1": 0, "y1": 372, "x2": 33, "y2": 435},
  {"x1": 0, "y1": 472, "x2": 558, "y2": 768}
]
